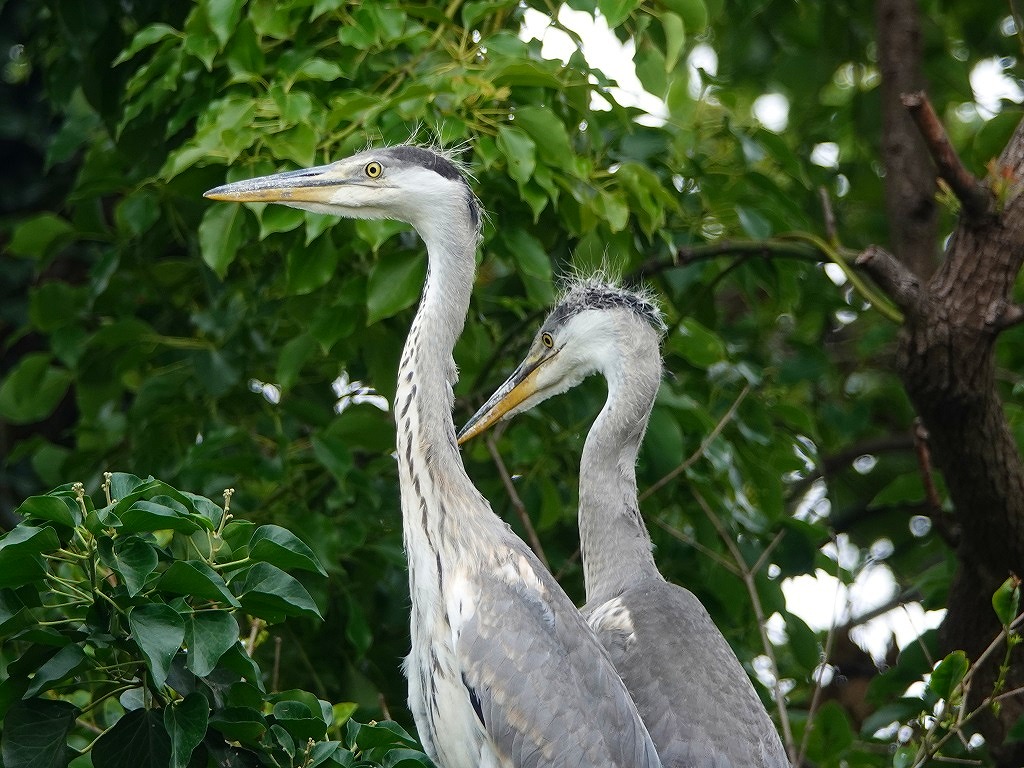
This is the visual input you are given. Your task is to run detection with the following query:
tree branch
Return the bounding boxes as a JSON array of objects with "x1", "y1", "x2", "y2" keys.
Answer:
[
  {"x1": 485, "y1": 434, "x2": 549, "y2": 570},
  {"x1": 902, "y1": 91, "x2": 993, "y2": 220},
  {"x1": 635, "y1": 239, "x2": 823, "y2": 278},
  {"x1": 855, "y1": 245, "x2": 922, "y2": 312}
]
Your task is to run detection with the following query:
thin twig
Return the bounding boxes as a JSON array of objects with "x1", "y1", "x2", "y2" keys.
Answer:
[
  {"x1": 691, "y1": 489, "x2": 796, "y2": 764},
  {"x1": 378, "y1": 692, "x2": 393, "y2": 721},
  {"x1": 819, "y1": 186, "x2": 838, "y2": 244},
  {"x1": 901, "y1": 91, "x2": 993, "y2": 219},
  {"x1": 640, "y1": 384, "x2": 752, "y2": 502},
  {"x1": 245, "y1": 617, "x2": 263, "y2": 656},
  {"x1": 272, "y1": 636, "x2": 282, "y2": 692},
  {"x1": 485, "y1": 434, "x2": 549, "y2": 570},
  {"x1": 913, "y1": 419, "x2": 943, "y2": 514},
  {"x1": 651, "y1": 516, "x2": 741, "y2": 576},
  {"x1": 796, "y1": 533, "x2": 843, "y2": 768}
]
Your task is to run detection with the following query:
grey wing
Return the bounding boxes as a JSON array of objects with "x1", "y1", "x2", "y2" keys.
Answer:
[
  {"x1": 456, "y1": 567, "x2": 662, "y2": 768},
  {"x1": 590, "y1": 581, "x2": 788, "y2": 768}
]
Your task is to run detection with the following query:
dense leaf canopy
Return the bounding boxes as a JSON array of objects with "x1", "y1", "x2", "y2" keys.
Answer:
[{"x1": 1, "y1": 0, "x2": 1022, "y2": 765}]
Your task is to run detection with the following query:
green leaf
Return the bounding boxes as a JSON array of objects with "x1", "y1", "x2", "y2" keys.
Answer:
[
  {"x1": 0, "y1": 525, "x2": 60, "y2": 589},
  {"x1": 165, "y1": 692, "x2": 209, "y2": 768},
  {"x1": 120, "y1": 499, "x2": 203, "y2": 535},
  {"x1": 184, "y1": 612, "x2": 240, "y2": 676},
  {"x1": 598, "y1": 0, "x2": 641, "y2": 28},
  {"x1": 276, "y1": 333, "x2": 317, "y2": 390},
  {"x1": 8, "y1": 214, "x2": 75, "y2": 260},
  {"x1": 805, "y1": 700, "x2": 854, "y2": 761},
  {"x1": 893, "y1": 743, "x2": 916, "y2": 768},
  {"x1": 204, "y1": 0, "x2": 244, "y2": 48},
  {"x1": 496, "y1": 125, "x2": 536, "y2": 186},
  {"x1": 113, "y1": 23, "x2": 179, "y2": 65},
  {"x1": 250, "y1": 524, "x2": 328, "y2": 575},
  {"x1": 234, "y1": 562, "x2": 322, "y2": 623},
  {"x1": 286, "y1": 235, "x2": 340, "y2": 295},
  {"x1": 503, "y1": 228, "x2": 553, "y2": 305},
  {"x1": 659, "y1": 0, "x2": 707, "y2": 31},
  {"x1": 673, "y1": 318, "x2": 726, "y2": 367},
  {"x1": 366, "y1": 251, "x2": 426, "y2": 325},
  {"x1": 128, "y1": 603, "x2": 186, "y2": 688},
  {"x1": 993, "y1": 576, "x2": 1021, "y2": 627},
  {"x1": 660, "y1": 11, "x2": 686, "y2": 72},
  {"x1": 0, "y1": 353, "x2": 72, "y2": 425},
  {"x1": 736, "y1": 205, "x2": 772, "y2": 239},
  {"x1": 199, "y1": 203, "x2": 246, "y2": 278},
  {"x1": 272, "y1": 699, "x2": 329, "y2": 742},
  {"x1": 158, "y1": 560, "x2": 241, "y2": 607},
  {"x1": 99, "y1": 537, "x2": 159, "y2": 597},
  {"x1": 258, "y1": 204, "x2": 305, "y2": 239},
  {"x1": 0, "y1": 588, "x2": 33, "y2": 638},
  {"x1": 24, "y1": 644, "x2": 88, "y2": 698},
  {"x1": 209, "y1": 706, "x2": 268, "y2": 743},
  {"x1": 15, "y1": 495, "x2": 80, "y2": 528},
  {"x1": 92, "y1": 708, "x2": 172, "y2": 768},
  {"x1": 1, "y1": 698, "x2": 78, "y2": 768},
  {"x1": 929, "y1": 650, "x2": 969, "y2": 700}
]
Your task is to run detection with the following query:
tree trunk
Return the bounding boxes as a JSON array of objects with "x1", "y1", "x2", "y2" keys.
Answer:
[
  {"x1": 875, "y1": 0, "x2": 939, "y2": 279},
  {"x1": 872, "y1": 2, "x2": 1024, "y2": 763},
  {"x1": 869, "y1": 90, "x2": 1024, "y2": 768}
]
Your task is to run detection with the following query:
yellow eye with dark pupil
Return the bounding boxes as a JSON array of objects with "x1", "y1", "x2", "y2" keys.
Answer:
[
  {"x1": 365, "y1": 162, "x2": 382, "y2": 178},
  {"x1": 541, "y1": 332, "x2": 554, "y2": 348}
]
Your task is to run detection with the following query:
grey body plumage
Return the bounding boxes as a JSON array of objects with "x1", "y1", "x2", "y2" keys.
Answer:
[
  {"x1": 460, "y1": 278, "x2": 789, "y2": 768},
  {"x1": 205, "y1": 148, "x2": 662, "y2": 768}
]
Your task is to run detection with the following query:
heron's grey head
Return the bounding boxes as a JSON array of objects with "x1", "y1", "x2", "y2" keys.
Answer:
[
  {"x1": 204, "y1": 145, "x2": 480, "y2": 236},
  {"x1": 458, "y1": 278, "x2": 665, "y2": 443}
]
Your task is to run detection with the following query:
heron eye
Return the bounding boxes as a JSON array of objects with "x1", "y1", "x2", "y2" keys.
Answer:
[
  {"x1": 365, "y1": 162, "x2": 383, "y2": 178},
  {"x1": 541, "y1": 332, "x2": 554, "y2": 348}
]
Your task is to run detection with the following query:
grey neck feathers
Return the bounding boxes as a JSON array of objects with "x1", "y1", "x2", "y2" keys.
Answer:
[{"x1": 579, "y1": 318, "x2": 663, "y2": 607}]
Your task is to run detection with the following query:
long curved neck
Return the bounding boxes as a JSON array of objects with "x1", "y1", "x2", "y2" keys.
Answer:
[
  {"x1": 395, "y1": 209, "x2": 484, "y2": 556},
  {"x1": 580, "y1": 334, "x2": 662, "y2": 607}
]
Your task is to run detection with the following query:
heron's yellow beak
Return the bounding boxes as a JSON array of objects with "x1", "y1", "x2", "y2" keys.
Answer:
[
  {"x1": 458, "y1": 354, "x2": 552, "y2": 445},
  {"x1": 203, "y1": 165, "x2": 344, "y2": 204}
]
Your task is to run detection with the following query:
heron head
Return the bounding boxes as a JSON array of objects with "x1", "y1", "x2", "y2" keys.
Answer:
[
  {"x1": 204, "y1": 145, "x2": 480, "y2": 235},
  {"x1": 457, "y1": 280, "x2": 664, "y2": 444}
]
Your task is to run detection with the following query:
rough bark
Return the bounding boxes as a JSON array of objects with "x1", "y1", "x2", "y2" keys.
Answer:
[
  {"x1": 869, "y1": 90, "x2": 1024, "y2": 768},
  {"x1": 875, "y1": 0, "x2": 939, "y2": 279}
]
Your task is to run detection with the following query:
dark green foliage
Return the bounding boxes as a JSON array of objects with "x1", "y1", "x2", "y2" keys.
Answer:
[
  {"x1": 0, "y1": 475, "x2": 431, "y2": 768},
  {"x1": 1, "y1": 0, "x2": 1021, "y2": 764}
]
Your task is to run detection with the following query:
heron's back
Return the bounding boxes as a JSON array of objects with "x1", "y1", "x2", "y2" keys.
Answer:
[{"x1": 586, "y1": 580, "x2": 788, "y2": 768}]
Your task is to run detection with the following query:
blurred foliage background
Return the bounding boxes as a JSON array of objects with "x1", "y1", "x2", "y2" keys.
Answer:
[{"x1": 1, "y1": 0, "x2": 1022, "y2": 764}]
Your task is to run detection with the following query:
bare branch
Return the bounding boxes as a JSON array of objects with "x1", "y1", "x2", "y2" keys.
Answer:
[
  {"x1": 485, "y1": 434, "x2": 549, "y2": 570},
  {"x1": 635, "y1": 239, "x2": 823, "y2": 278},
  {"x1": 984, "y1": 299, "x2": 1024, "y2": 330},
  {"x1": 902, "y1": 91, "x2": 993, "y2": 219},
  {"x1": 639, "y1": 383, "x2": 751, "y2": 502},
  {"x1": 855, "y1": 245, "x2": 923, "y2": 312}
]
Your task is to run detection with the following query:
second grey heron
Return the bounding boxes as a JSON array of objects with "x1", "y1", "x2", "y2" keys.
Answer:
[
  {"x1": 459, "y1": 278, "x2": 789, "y2": 768},
  {"x1": 204, "y1": 148, "x2": 662, "y2": 768}
]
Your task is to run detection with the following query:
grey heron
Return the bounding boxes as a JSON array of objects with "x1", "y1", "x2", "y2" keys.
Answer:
[
  {"x1": 459, "y1": 278, "x2": 789, "y2": 768},
  {"x1": 204, "y1": 147, "x2": 662, "y2": 768}
]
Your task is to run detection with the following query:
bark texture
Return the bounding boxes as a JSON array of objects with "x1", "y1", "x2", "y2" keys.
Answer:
[
  {"x1": 872, "y1": 4, "x2": 1024, "y2": 755},
  {"x1": 876, "y1": 0, "x2": 938, "y2": 279}
]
